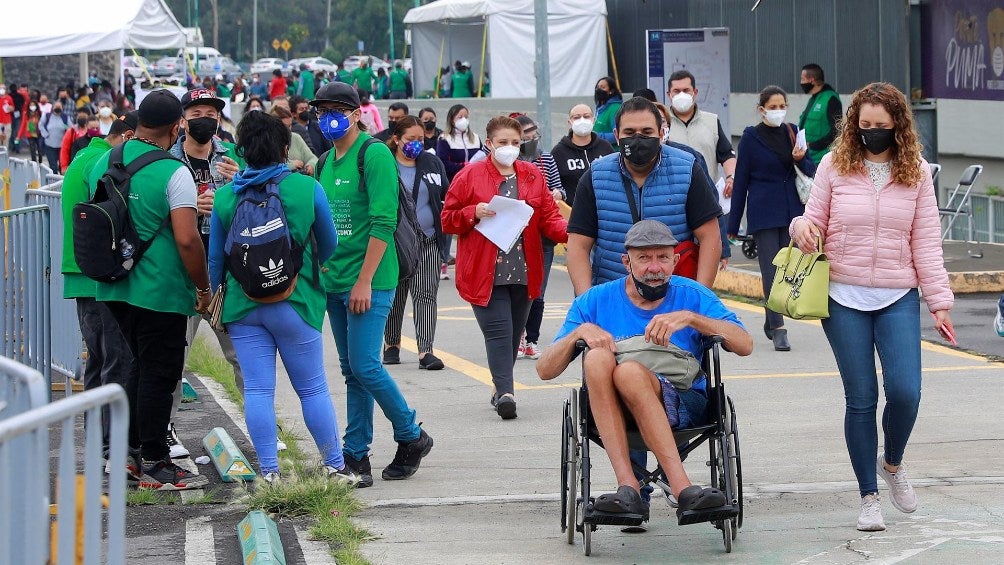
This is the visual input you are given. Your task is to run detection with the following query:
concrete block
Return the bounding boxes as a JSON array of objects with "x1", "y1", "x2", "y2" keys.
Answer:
[
  {"x1": 202, "y1": 427, "x2": 256, "y2": 482},
  {"x1": 181, "y1": 377, "x2": 198, "y2": 402},
  {"x1": 237, "y1": 510, "x2": 286, "y2": 565}
]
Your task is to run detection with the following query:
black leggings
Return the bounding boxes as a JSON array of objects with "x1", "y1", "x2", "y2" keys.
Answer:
[{"x1": 471, "y1": 284, "x2": 531, "y2": 397}]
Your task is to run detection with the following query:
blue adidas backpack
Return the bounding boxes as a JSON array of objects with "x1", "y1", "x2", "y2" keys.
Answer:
[{"x1": 224, "y1": 171, "x2": 303, "y2": 302}]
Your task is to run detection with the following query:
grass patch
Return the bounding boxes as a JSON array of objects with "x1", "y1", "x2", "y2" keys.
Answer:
[
  {"x1": 186, "y1": 336, "x2": 372, "y2": 564},
  {"x1": 127, "y1": 490, "x2": 176, "y2": 506}
]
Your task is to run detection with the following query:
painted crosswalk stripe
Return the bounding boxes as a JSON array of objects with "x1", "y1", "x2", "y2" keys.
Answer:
[{"x1": 185, "y1": 516, "x2": 217, "y2": 565}]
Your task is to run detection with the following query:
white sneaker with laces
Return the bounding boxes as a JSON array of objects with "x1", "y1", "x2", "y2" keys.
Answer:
[
  {"x1": 167, "y1": 423, "x2": 190, "y2": 459},
  {"x1": 877, "y1": 455, "x2": 917, "y2": 513},
  {"x1": 324, "y1": 465, "x2": 360, "y2": 486},
  {"x1": 857, "y1": 493, "x2": 886, "y2": 531}
]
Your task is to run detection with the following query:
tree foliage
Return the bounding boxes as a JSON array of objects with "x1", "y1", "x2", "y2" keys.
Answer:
[{"x1": 162, "y1": 0, "x2": 420, "y2": 63}]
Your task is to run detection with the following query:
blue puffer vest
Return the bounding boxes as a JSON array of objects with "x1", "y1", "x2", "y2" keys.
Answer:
[{"x1": 591, "y1": 146, "x2": 696, "y2": 284}]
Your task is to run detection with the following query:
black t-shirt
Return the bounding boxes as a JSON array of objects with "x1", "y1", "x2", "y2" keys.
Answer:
[
  {"x1": 568, "y1": 159, "x2": 721, "y2": 240},
  {"x1": 187, "y1": 154, "x2": 215, "y2": 248}
]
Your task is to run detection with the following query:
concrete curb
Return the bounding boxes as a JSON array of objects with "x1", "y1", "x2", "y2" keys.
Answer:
[{"x1": 712, "y1": 267, "x2": 1004, "y2": 300}]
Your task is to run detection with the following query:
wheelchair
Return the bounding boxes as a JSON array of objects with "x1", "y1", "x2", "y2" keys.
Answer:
[{"x1": 560, "y1": 337, "x2": 743, "y2": 555}]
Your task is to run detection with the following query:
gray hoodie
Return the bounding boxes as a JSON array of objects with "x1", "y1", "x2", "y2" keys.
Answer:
[{"x1": 40, "y1": 111, "x2": 69, "y2": 149}]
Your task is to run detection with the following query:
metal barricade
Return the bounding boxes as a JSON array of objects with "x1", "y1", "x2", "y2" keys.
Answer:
[
  {"x1": 7, "y1": 157, "x2": 32, "y2": 212},
  {"x1": 0, "y1": 147, "x2": 10, "y2": 210},
  {"x1": 0, "y1": 205, "x2": 52, "y2": 390},
  {"x1": 0, "y1": 378, "x2": 127, "y2": 565},
  {"x1": 0, "y1": 355, "x2": 47, "y2": 421},
  {"x1": 26, "y1": 185, "x2": 82, "y2": 384}
]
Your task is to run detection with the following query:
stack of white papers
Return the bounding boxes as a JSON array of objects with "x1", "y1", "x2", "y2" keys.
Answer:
[{"x1": 475, "y1": 195, "x2": 534, "y2": 254}]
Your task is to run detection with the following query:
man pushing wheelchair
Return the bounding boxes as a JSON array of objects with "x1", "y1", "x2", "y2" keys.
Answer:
[{"x1": 537, "y1": 220, "x2": 752, "y2": 524}]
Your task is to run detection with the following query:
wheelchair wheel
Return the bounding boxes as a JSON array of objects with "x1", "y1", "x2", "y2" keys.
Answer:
[
  {"x1": 581, "y1": 505, "x2": 592, "y2": 556},
  {"x1": 562, "y1": 391, "x2": 579, "y2": 544},
  {"x1": 741, "y1": 238, "x2": 757, "y2": 259},
  {"x1": 728, "y1": 396, "x2": 743, "y2": 533}
]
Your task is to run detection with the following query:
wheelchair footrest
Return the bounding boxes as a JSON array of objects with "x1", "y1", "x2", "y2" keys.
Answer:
[
  {"x1": 677, "y1": 504, "x2": 738, "y2": 526},
  {"x1": 584, "y1": 505, "x2": 646, "y2": 527}
]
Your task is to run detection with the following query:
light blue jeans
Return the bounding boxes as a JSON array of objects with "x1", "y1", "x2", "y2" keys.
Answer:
[
  {"x1": 228, "y1": 301, "x2": 345, "y2": 474},
  {"x1": 821, "y1": 289, "x2": 922, "y2": 496},
  {"x1": 327, "y1": 289, "x2": 420, "y2": 460}
]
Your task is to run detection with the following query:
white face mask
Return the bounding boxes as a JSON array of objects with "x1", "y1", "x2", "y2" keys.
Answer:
[
  {"x1": 763, "y1": 109, "x2": 787, "y2": 127},
  {"x1": 454, "y1": 117, "x2": 469, "y2": 133},
  {"x1": 570, "y1": 117, "x2": 593, "y2": 137},
  {"x1": 99, "y1": 107, "x2": 112, "y2": 118},
  {"x1": 671, "y1": 92, "x2": 695, "y2": 113},
  {"x1": 492, "y1": 145, "x2": 519, "y2": 168},
  {"x1": 0, "y1": 89, "x2": 6, "y2": 96},
  {"x1": 29, "y1": 105, "x2": 37, "y2": 111}
]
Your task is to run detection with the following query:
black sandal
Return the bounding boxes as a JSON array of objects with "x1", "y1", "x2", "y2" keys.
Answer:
[{"x1": 594, "y1": 485, "x2": 645, "y2": 515}]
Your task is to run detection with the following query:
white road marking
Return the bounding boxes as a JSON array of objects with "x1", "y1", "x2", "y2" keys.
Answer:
[
  {"x1": 294, "y1": 525, "x2": 338, "y2": 564},
  {"x1": 196, "y1": 374, "x2": 251, "y2": 441},
  {"x1": 185, "y1": 516, "x2": 217, "y2": 565}
]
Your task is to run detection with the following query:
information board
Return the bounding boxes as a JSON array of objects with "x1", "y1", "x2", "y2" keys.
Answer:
[{"x1": 646, "y1": 28, "x2": 731, "y2": 135}]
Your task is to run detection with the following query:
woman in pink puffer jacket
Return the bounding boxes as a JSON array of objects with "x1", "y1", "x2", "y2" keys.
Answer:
[{"x1": 791, "y1": 83, "x2": 954, "y2": 534}]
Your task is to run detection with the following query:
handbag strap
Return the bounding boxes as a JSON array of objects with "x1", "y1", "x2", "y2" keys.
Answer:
[{"x1": 621, "y1": 175, "x2": 641, "y2": 223}]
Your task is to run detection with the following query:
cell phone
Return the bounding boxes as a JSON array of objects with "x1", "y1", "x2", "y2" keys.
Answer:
[{"x1": 931, "y1": 313, "x2": 957, "y2": 346}]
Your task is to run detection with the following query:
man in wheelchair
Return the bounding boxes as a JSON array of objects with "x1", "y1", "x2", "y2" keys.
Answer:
[{"x1": 537, "y1": 220, "x2": 752, "y2": 521}]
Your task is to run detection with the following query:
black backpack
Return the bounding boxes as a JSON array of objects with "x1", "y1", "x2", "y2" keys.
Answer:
[
  {"x1": 316, "y1": 138, "x2": 420, "y2": 281},
  {"x1": 73, "y1": 144, "x2": 175, "y2": 282},
  {"x1": 224, "y1": 171, "x2": 303, "y2": 302}
]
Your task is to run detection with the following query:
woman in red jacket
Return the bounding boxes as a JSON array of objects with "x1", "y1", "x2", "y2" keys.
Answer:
[{"x1": 442, "y1": 115, "x2": 568, "y2": 420}]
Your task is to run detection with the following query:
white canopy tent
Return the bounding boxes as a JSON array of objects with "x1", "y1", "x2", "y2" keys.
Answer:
[
  {"x1": 0, "y1": 0, "x2": 187, "y2": 56},
  {"x1": 403, "y1": 0, "x2": 607, "y2": 98}
]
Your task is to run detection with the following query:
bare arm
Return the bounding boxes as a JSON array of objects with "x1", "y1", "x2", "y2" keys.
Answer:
[
  {"x1": 693, "y1": 218, "x2": 722, "y2": 288},
  {"x1": 643, "y1": 311, "x2": 752, "y2": 356},
  {"x1": 566, "y1": 233, "x2": 595, "y2": 296},
  {"x1": 536, "y1": 322, "x2": 615, "y2": 381},
  {"x1": 171, "y1": 207, "x2": 211, "y2": 311}
]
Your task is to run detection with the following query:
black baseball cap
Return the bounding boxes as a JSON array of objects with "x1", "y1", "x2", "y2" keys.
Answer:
[
  {"x1": 118, "y1": 110, "x2": 139, "y2": 131},
  {"x1": 180, "y1": 88, "x2": 226, "y2": 112},
  {"x1": 624, "y1": 220, "x2": 679, "y2": 249},
  {"x1": 309, "y1": 82, "x2": 360, "y2": 109},
  {"x1": 138, "y1": 89, "x2": 183, "y2": 128}
]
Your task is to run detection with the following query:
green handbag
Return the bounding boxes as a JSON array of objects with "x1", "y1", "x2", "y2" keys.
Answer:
[{"x1": 766, "y1": 239, "x2": 830, "y2": 320}]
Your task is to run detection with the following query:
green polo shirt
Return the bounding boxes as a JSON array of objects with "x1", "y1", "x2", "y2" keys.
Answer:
[
  {"x1": 62, "y1": 137, "x2": 112, "y2": 298},
  {"x1": 315, "y1": 133, "x2": 398, "y2": 293},
  {"x1": 88, "y1": 140, "x2": 199, "y2": 316}
]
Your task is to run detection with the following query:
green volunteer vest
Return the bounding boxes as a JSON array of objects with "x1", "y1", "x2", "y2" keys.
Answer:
[
  {"x1": 213, "y1": 173, "x2": 328, "y2": 330},
  {"x1": 798, "y1": 87, "x2": 840, "y2": 163},
  {"x1": 90, "y1": 140, "x2": 197, "y2": 316}
]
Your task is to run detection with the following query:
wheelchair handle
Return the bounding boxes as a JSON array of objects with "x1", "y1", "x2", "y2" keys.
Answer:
[{"x1": 574, "y1": 339, "x2": 588, "y2": 351}]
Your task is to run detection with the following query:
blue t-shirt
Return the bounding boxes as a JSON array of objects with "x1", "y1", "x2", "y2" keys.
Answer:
[{"x1": 554, "y1": 276, "x2": 745, "y2": 390}]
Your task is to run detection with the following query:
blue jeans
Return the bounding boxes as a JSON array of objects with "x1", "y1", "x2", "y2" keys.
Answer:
[
  {"x1": 228, "y1": 302, "x2": 345, "y2": 474},
  {"x1": 821, "y1": 289, "x2": 922, "y2": 497},
  {"x1": 327, "y1": 289, "x2": 420, "y2": 460}
]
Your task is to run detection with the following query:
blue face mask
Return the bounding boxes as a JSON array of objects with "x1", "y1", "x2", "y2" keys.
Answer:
[
  {"x1": 318, "y1": 110, "x2": 351, "y2": 141},
  {"x1": 402, "y1": 140, "x2": 424, "y2": 159}
]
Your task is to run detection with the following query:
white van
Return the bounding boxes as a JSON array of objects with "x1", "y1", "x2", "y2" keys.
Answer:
[{"x1": 177, "y1": 47, "x2": 223, "y2": 73}]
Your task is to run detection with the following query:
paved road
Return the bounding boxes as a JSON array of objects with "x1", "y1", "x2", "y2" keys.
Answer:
[{"x1": 261, "y1": 263, "x2": 1004, "y2": 564}]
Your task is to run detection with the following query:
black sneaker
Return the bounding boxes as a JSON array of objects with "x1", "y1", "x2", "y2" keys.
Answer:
[
  {"x1": 419, "y1": 352, "x2": 445, "y2": 370},
  {"x1": 383, "y1": 346, "x2": 401, "y2": 365},
  {"x1": 140, "y1": 459, "x2": 209, "y2": 491},
  {"x1": 382, "y1": 429, "x2": 434, "y2": 480},
  {"x1": 343, "y1": 453, "x2": 374, "y2": 488}
]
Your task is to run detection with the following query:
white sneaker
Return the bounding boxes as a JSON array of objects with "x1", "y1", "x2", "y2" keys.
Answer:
[
  {"x1": 523, "y1": 341, "x2": 541, "y2": 360},
  {"x1": 517, "y1": 336, "x2": 527, "y2": 359},
  {"x1": 439, "y1": 263, "x2": 450, "y2": 280},
  {"x1": 877, "y1": 455, "x2": 917, "y2": 513},
  {"x1": 262, "y1": 471, "x2": 281, "y2": 485},
  {"x1": 276, "y1": 437, "x2": 287, "y2": 451},
  {"x1": 166, "y1": 423, "x2": 190, "y2": 459},
  {"x1": 857, "y1": 493, "x2": 886, "y2": 531},
  {"x1": 323, "y1": 465, "x2": 360, "y2": 486}
]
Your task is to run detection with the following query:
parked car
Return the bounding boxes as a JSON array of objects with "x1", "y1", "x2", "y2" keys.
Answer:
[
  {"x1": 197, "y1": 56, "x2": 241, "y2": 76},
  {"x1": 289, "y1": 56, "x2": 339, "y2": 75},
  {"x1": 122, "y1": 55, "x2": 154, "y2": 79},
  {"x1": 153, "y1": 57, "x2": 184, "y2": 77},
  {"x1": 250, "y1": 57, "x2": 286, "y2": 75},
  {"x1": 342, "y1": 55, "x2": 392, "y2": 74}
]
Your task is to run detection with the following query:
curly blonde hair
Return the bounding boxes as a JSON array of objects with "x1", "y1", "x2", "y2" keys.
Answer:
[{"x1": 829, "y1": 82, "x2": 924, "y2": 187}]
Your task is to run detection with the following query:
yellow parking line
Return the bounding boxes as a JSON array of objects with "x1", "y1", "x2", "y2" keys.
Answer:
[{"x1": 725, "y1": 364, "x2": 1000, "y2": 380}]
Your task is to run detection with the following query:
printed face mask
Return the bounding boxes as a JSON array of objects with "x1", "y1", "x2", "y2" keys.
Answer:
[
  {"x1": 402, "y1": 140, "x2": 424, "y2": 159},
  {"x1": 630, "y1": 267, "x2": 670, "y2": 301},
  {"x1": 571, "y1": 118, "x2": 593, "y2": 137}
]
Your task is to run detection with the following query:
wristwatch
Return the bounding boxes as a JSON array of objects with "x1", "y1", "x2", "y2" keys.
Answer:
[
  {"x1": 725, "y1": 174, "x2": 735, "y2": 180},
  {"x1": 196, "y1": 286, "x2": 211, "y2": 296}
]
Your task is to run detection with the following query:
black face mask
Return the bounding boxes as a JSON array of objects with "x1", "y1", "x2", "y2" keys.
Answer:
[
  {"x1": 631, "y1": 273, "x2": 670, "y2": 301},
  {"x1": 298, "y1": 110, "x2": 310, "y2": 122},
  {"x1": 76, "y1": 117, "x2": 87, "y2": 127},
  {"x1": 54, "y1": 108, "x2": 63, "y2": 114},
  {"x1": 594, "y1": 88, "x2": 611, "y2": 107},
  {"x1": 620, "y1": 134, "x2": 662, "y2": 167},
  {"x1": 519, "y1": 139, "x2": 539, "y2": 160},
  {"x1": 800, "y1": 82, "x2": 814, "y2": 94},
  {"x1": 860, "y1": 127, "x2": 896, "y2": 155},
  {"x1": 186, "y1": 117, "x2": 218, "y2": 144},
  {"x1": 423, "y1": 120, "x2": 436, "y2": 132}
]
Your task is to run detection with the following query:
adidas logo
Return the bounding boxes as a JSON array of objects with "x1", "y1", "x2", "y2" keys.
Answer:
[
  {"x1": 240, "y1": 218, "x2": 284, "y2": 238},
  {"x1": 259, "y1": 258, "x2": 284, "y2": 279}
]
